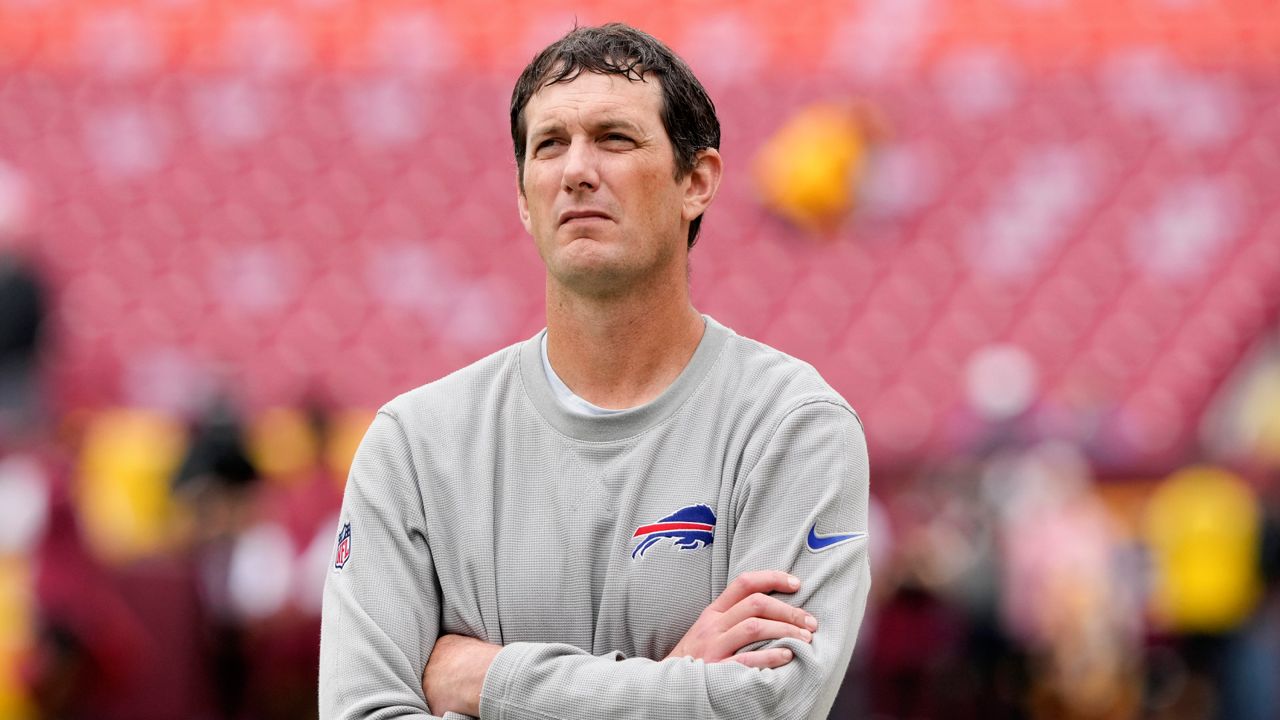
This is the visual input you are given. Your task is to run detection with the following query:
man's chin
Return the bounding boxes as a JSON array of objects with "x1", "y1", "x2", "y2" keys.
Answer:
[
  {"x1": 558, "y1": 230, "x2": 612, "y2": 247},
  {"x1": 550, "y1": 240, "x2": 621, "y2": 272},
  {"x1": 549, "y1": 260, "x2": 639, "y2": 299}
]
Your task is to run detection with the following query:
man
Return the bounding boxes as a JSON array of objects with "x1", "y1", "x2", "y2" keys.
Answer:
[{"x1": 320, "y1": 23, "x2": 870, "y2": 720}]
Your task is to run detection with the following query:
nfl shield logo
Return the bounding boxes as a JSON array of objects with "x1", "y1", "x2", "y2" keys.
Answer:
[{"x1": 334, "y1": 523, "x2": 352, "y2": 570}]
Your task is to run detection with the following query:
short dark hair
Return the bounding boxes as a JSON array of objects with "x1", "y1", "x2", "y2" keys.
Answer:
[{"x1": 510, "y1": 23, "x2": 721, "y2": 249}]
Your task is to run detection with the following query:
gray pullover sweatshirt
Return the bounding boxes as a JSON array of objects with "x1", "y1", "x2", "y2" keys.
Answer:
[{"x1": 320, "y1": 316, "x2": 870, "y2": 719}]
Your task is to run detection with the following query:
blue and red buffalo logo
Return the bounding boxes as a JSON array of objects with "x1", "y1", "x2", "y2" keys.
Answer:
[
  {"x1": 334, "y1": 523, "x2": 352, "y2": 570},
  {"x1": 632, "y1": 504, "x2": 716, "y2": 559}
]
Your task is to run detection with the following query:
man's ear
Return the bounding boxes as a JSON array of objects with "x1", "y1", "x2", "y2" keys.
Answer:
[
  {"x1": 516, "y1": 178, "x2": 532, "y2": 234},
  {"x1": 681, "y1": 148, "x2": 723, "y2": 223}
]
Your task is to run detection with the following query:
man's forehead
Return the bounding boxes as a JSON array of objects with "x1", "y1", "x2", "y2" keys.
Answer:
[{"x1": 525, "y1": 71, "x2": 662, "y2": 127}]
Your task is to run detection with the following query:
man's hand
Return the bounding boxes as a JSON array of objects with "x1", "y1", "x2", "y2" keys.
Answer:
[
  {"x1": 422, "y1": 634, "x2": 502, "y2": 717},
  {"x1": 664, "y1": 570, "x2": 817, "y2": 669}
]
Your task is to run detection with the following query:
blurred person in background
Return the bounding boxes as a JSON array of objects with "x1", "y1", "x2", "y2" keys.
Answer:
[
  {"x1": 1212, "y1": 475, "x2": 1280, "y2": 720},
  {"x1": 173, "y1": 394, "x2": 260, "y2": 720},
  {"x1": 1144, "y1": 465, "x2": 1270, "y2": 720},
  {"x1": 240, "y1": 400, "x2": 348, "y2": 720},
  {"x1": 864, "y1": 459, "x2": 1025, "y2": 720},
  {"x1": 24, "y1": 454, "x2": 150, "y2": 720},
  {"x1": 863, "y1": 479, "x2": 973, "y2": 719},
  {"x1": 752, "y1": 100, "x2": 888, "y2": 236},
  {"x1": 0, "y1": 161, "x2": 48, "y2": 443},
  {"x1": 1248, "y1": 481, "x2": 1280, "y2": 718},
  {"x1": 320, "y1": 22, "x2": 870, "y2": 720},
  {"x1": 990, "y1": 443, "x2": 1142, "y2": 720}
]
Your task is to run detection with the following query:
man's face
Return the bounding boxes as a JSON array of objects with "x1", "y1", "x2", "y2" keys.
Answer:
[{"x1": 517, "y1": 71, "x2": 690, "y2": 297}]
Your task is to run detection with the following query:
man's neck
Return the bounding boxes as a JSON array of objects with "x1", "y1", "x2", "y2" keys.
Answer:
[{"x1": 544, "y1": 278, "x2": 705, "y2": 411}]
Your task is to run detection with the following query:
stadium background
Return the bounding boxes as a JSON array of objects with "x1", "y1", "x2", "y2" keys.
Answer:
[{"x1": 0, "y1": 0, "x2": 1278, "y2": 717}]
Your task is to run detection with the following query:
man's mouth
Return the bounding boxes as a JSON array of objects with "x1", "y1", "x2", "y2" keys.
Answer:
[{"x1": 559, "y1": 210, "x2": 612, "y2": 225}]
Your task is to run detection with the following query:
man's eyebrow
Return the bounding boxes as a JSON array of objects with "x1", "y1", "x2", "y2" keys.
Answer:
[
  {"x1": 529, "y1": 118, "x2": 644, "y2": 138},
  {"x1": 528, "y1": 121, "x2": 566, "y2": 139},
  {"x1": 592, "y1": 118, "x2": 643, "y2": 134}
]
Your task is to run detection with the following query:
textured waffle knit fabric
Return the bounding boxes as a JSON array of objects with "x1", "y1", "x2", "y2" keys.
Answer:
[{"x1": 319, "y1": 316, "x2": 871, "y2": 719}]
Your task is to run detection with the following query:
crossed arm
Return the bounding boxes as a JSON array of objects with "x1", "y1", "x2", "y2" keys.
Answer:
[{"x1": 424, "y1": 570, "x2": 818, "y2": 716}]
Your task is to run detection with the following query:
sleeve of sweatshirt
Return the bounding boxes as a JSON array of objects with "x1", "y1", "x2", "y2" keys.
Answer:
[
  {"x1": 477, "y1": 399, "x2": 872, "y2": 720},
  {"x1": 319, "y1": 410, "x2": 454, "y2": 720}
]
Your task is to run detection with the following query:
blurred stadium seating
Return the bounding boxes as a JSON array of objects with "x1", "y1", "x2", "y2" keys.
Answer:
[
  {"x1": 1, "y1": 0, "x2": 1277, "y2": 473},
  {"x1": 0, "y1": 1, "x2": 1278, "y2": 718}
]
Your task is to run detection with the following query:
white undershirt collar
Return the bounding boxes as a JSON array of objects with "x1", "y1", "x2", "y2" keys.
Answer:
[{"x1": 540, "y1": 333, "x2": 631, "y2": 417}]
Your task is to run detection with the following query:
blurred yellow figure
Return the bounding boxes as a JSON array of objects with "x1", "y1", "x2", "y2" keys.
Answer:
[
  {"x1": 0, "y1": 557, "x2": 34, "y2": 719},
  {"x1": 752, "y1": 101, "x2": 881, "y2": 233},
  {"x1": 248, "y1": 407, "x2": 320, "y2": 485},
  {"x1": 76, "y1": 409, "x2": 185, "y2": 563},
  {"x1": 325, "y1": 409, "x2": 375, "y2": 485},
  {"x1": 1144, "y1": 465, "x2": 1261, "y2": 632}
]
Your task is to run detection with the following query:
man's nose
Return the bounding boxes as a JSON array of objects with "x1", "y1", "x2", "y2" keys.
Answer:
[{"x1": 561, "y1": 139, "x2": 600, "y2": 192}]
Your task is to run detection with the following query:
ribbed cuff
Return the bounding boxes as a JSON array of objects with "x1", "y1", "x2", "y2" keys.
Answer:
[{"x1": 478, "y1": 641, "x2": 536, "y2": 720}]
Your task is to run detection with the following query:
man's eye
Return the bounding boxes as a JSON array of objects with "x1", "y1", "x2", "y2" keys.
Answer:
[
  {"x1": 603, "y1": 134, "x2": 634, "y2": 144},
  {"x1": 532, "y1": 139, "x2": 568, "y2": 154}
]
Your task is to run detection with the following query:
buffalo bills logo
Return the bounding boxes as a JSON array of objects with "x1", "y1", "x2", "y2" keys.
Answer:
[
  {"x1": 334, "y1": 523, "x2": 352, "y2": 570},
  {"x1": 632, "y1": 504, "x2": 716, "y2": 559}
]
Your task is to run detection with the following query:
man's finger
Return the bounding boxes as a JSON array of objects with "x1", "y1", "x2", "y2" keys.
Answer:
[
  {"x1": 720, "y1": 617, "x2": 812, "y2": 657},
  {"x1": 717, "y1": 592, "x2": 816, "y2": 635},
  {"x1": 726, "y1": 647, "x2": 794, "y2": 669},
  {"x1": 706, "y1": 571, "x2": 800, "y2": 613}
]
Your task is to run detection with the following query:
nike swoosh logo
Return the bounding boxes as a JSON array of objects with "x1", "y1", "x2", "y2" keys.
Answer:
[{"x1": 806, "y1": 524, "x2": 866, "y2": 553}]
